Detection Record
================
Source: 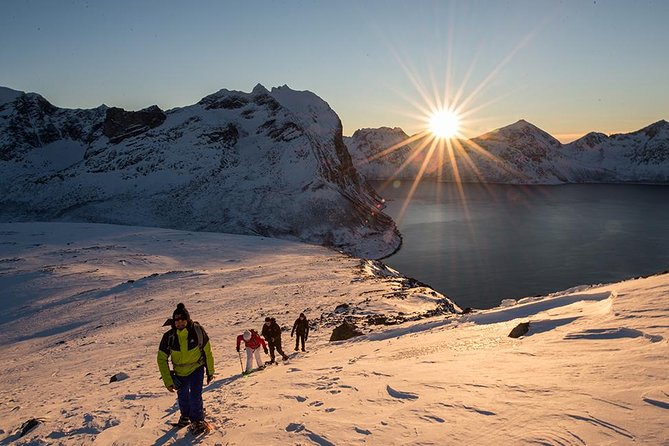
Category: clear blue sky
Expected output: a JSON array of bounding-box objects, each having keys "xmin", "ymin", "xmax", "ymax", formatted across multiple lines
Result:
[{"xmin": 1, "ymin": 0, "xmax": 668, "ymax": 141}]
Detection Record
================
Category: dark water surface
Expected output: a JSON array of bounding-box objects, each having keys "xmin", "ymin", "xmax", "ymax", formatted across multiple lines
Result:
[{"xmin": 376, "ymin": 181, "xmax": 669, "ymax": 309}]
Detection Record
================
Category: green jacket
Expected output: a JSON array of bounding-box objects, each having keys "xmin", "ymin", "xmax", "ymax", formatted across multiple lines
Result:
[{"xmin": 157, "ymin": 321, "xmax": 215, "ymax": 388}]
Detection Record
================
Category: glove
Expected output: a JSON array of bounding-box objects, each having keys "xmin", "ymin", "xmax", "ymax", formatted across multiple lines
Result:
[
  {"xmin": 207, "ymin": 375, "xmax": 213, "ymax": 385},
  {"xmin": 236, "ymin": 347, "xmax": 240, "ymax": 352},
  {"xmin": 263, "ymin": 347, "xmax": 268, "ymax": 355}
]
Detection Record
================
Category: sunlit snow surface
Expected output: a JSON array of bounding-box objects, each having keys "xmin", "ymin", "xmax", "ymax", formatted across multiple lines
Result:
[{"xmin": 0, "ymin": 222, "xmax": 667, "ymax": 445}]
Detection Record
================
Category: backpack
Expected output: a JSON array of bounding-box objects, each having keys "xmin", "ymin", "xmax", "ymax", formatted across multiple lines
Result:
[
  {"xmin": 167, "ymin": 321, "xmax": 205, "ymax": 351},
  {"xmin": 167, "ymin": 322, "xmax": 207, "ymax": 374}
]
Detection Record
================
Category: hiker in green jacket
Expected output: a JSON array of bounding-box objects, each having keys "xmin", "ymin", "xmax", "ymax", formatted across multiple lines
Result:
[{"xmin": 157, "ymin": 303, "xmax": 215, "ymax": 435}]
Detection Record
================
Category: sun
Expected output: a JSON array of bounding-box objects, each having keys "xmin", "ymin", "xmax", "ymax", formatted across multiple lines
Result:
[{"xmin": 429, "ymin": 109, "xmax": 460, "ymax": 139}]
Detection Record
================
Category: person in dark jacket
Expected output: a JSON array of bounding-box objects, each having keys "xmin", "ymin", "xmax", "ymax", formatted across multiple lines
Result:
[
  {"xmin": 291, "ymin": 313, "xmax": 309, "ymax": 352},
  {"xmin": 157, "ymin": 303, "xmax": 214, "ymax": 435},
  {"xmin": 261, "ymin": 317, "xmax": 289, "ymax": 363}
]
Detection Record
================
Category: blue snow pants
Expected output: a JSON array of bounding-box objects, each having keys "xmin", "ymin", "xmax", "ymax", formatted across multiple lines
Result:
[{"xmin": 176, "ymin": 365, "xmax": 205, "ymax": 421}]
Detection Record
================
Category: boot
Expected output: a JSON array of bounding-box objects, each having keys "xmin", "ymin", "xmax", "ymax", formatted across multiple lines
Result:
[
  {"xmin": 189, "ymin": 420, "xmax": 210, "ymax": 435},
  {"xmin": 176, "ymin": 415, "xmax": 190, "ymax": 427}
]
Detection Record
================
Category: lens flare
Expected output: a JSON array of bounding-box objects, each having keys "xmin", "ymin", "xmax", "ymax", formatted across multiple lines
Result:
[
  {"xmin": 362, "ymin": 27, "xmax": 542, "ymax": 225},
  {"xmin": 429, "ymin": 110, "xmax": 460, "ymax": 139}
]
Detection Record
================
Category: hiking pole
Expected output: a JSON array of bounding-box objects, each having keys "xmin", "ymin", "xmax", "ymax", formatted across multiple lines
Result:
[{"xmin": 237, "ymin": 350, "xmax": 244, "ymax": 374}]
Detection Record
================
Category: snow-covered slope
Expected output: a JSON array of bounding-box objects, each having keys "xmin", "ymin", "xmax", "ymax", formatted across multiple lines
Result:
[
  {"xmin": 563, "ymin": 120, "xmax": 669, "ymax": 182},
  {"xmin": 0, "ymin": 85, "xmax": 399, "ymax": 259},
  {"xmin": 0, "ymin": 222, "xmax": 667, "ymax": 445},
  {"xmin": 344, "ymin": 127, "xmax": 430, "ymax": 180},
  {"xmin": 460, "ymin": 119, "xmax": 578, "ymax": 184},
  {"xmin": 345, "ymin": 120, "xmax": 669, "ymax": 184}
]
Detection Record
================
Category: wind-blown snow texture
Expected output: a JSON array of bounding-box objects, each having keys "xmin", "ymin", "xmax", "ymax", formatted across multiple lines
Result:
[
  {"xmin": 0, "ymin": 85, "xmax": 399, "ymax": 259},
  {"xmin": 0, "ymin": 222, "xmax": 667, "ymax": 445},
  {"xmin": 345, "ymin": 119, "xmax": 669, "ymax": 184}
]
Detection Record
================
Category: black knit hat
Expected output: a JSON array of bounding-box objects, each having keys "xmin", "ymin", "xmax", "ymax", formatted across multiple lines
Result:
[
  {"xmin": 173, "ymin": 303, "xmax": 190, "ymax": 321},
  {"xmin": 265, "ymin": 316, "xmax": 271, "ymax": 322}
]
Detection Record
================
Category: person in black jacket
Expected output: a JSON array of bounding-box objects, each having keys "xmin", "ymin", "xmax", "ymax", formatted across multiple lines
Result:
[
  {"xmin": 261, "ymin": 317, "xmax": 289, "ymax": 363},
  {"xmin": 291, "ymin": 313, "xmax": 309, "ymax": 352}
]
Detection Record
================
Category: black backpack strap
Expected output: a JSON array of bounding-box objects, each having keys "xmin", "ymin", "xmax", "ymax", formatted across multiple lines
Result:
[
  {"xmin": 192, "ymin": 322, "xmax": 209, "ymax": 376},
  {"xmin": 167, "ymin": 328, "xmax": 176, "ymax": 352}
]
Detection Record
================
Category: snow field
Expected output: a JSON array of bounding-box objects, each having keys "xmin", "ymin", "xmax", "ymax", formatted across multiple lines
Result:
[{"xmin": 0, "ymin": 222, "xmax": 667, "ymax": 445}]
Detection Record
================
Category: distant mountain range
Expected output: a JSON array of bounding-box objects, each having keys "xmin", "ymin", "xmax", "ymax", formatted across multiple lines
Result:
[
  {"xmin": 345, "ymin": 119, "xmax": 669, "ymax": 184},
  {"xmin": 2, "ymin": 83, "xmax": 666, "ymax": 258},
  {"xmin": 0, "ymin": 85, "xmax": 400, "ymax": 259}
]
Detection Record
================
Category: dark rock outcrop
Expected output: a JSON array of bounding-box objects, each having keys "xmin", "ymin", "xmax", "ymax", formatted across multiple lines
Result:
[
  {"xmin": 19, "ymin": 418, "xmax": 42, "ymax": 438},
  {"xmin": 508, "ymin": 322, "xmax": 530, "ymax": 338},
  {"xmin": 102, "ymin": 105, "xmax": 166, "ymax": 143},
  {"xmin": 329, "ymin": 320, "xmax": 363, "ymax": 341},
  {"xmin": 109, "ymin": 372, "xmax": 129, "ymax": 383}
]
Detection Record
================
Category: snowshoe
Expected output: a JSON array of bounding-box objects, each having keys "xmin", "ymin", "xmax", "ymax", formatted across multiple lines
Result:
[
  {"xmin": 189, "ymin": 420, "xmax": 211, "ymax": 436},
  {"xmin": 171, "ymin": 415, "xmax": 190, "ymax": 429},
  {"xmin": 242, "ymin": 365, "xmax": 266, "ymax": 376}
]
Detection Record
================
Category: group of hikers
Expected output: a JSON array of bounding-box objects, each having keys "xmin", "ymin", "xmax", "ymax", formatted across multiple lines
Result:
[{"xmin": 157, "ymin": 303, "xmax": 310, "ymax": 435}]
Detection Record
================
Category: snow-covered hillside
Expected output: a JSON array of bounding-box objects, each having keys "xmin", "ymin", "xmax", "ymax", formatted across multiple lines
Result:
[
  {"xmin": 344, "ymin": 127, "xmax": 431, "ymax": 180},
  {"xmin": 345, "ymin": 120, "xmax": 669, "ymax": 184},
  {"xmin": 0, "ymin": 85, "xmax": 399, "ymax": 259},
  {"xmin": 1, "ymin": 222, "xmax": 667, "ymax": 445},
  {"xmin": 563, "ymin": 120, "xmax": 669, "ymax": 182}
]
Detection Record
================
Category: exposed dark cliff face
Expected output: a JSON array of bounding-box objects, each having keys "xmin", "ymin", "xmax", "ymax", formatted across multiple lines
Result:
[
  {"xmin": 0, "ymin": 85, "xmax": 400, "ymax": 259},
  {"xmin": 102, "ymin": 106, "xmax": 167, "ymax": 143}
]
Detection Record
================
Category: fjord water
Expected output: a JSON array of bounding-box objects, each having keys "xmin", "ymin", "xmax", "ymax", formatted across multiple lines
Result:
[{"xmin": 377, "ymin": 181, "xmax": 669, "ymax": 309}]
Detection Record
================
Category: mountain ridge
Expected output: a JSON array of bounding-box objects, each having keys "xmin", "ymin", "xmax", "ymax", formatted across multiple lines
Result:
[
  {"xmin": 345, "ymin": 118, "xmax": 669, "ymax": 184},
  {"xmin": 0, "ymin": 84, "xmax": 400, "ymax": 259}
]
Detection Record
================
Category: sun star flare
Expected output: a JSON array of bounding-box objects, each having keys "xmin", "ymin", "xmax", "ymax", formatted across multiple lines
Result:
[{"xmin": 429, "ymin": 109, "xmax": 460, "ymax": 139}]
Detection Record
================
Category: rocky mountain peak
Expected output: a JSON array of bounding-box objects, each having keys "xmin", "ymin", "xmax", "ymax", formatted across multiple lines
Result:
[
  {"xmin": 351, "ymin": 127, "xmax": 409, "ymax": 140},
  {"xmin": 636, "ymin": 119, "xmax": 669, "ymax": 139},
  {"xmin": 0, "ymin": 86, "xmax": 24, "ymax": 107},
  {"xmin": 475, "ymin": 119, "xmax": 563, "ymax": 156},
  {"xmin": 570, "ymin": 132, "xmax": 609, "ymax": 149},
  {"xmin": 0, "ymin": 84, "xmax": 400, "ymax": 259},
  {"xmin": 251, "ymin": 83, "xmax": 270, "ymax": 95}
]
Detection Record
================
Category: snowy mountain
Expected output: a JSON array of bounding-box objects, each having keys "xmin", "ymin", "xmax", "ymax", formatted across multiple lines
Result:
[
  {"xmin": 345, "ymin": 120, "xmax": 669, "ymax": 184},
  {"xmin": 0, "ymin": 85, "xmax": 400, "ymax": 259},
  {"xmin": 1, "ymin": 222, "xmax": 667, "ymax": 445},
  {"xmin": 0, "ymin": 86, "xmax": 23, "ymax": 106},
  {"xmin": 458, "ymin": 119, "xmax": 579, "ymax": 184},
  {"xmin": 344, "ymin": 127, "xmax": 431, "ymax": 180},
  {"xmin": 563, "ymin": 120, "xmax": 669, "ymax": 182}
]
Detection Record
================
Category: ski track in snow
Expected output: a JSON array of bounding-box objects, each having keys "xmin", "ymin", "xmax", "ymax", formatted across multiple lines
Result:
[{"xmin": 0, "ymin": 222, "xmax": 668, "ymax": 445}]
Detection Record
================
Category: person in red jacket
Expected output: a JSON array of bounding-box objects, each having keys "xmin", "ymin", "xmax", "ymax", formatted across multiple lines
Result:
[{"xmin": 236, "ymin": 329, "xmax": 268, "ymax": 374}]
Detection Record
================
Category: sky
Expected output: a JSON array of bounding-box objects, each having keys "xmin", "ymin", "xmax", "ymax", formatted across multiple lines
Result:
[{"xmin": 1, "ymin": 0, "xmax": 668, "ymax": 142}]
